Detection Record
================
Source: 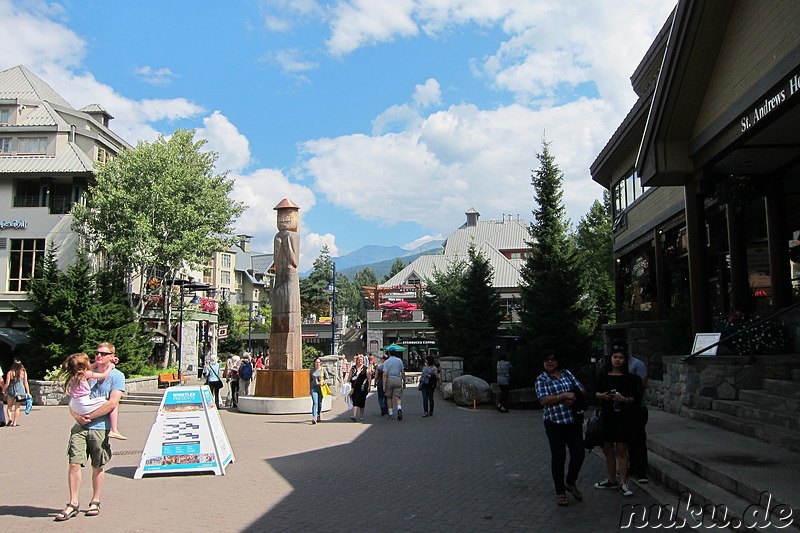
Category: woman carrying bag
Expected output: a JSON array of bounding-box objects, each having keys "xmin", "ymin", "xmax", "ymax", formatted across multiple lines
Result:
[
  {"xmin": 4, "ymin": 358, "xmax": 30, "ymax": 427},
  {"xmin": 203, "ymin": 355, "xmax": 224, "ymax": 408}
]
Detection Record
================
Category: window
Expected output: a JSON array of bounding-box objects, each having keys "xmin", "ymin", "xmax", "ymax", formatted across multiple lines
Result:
[
  {"xmin": 220, "ymin": 270, "xmax": 231, "ymax": 285},
  {"xmin": 18, "ymin": 137, "xmax": 48, "ymax": 154},
  {"xmin": 97, "ymin": 147, "xmax": 108, "ymax": 163},
  {"xmin": 8, "ymin": 238, "xmax": 46, "ymax": 291},
  {"xmin": 612, "ymin": 169, "xmax": 648, "ymax": 220},
  {"xmin": 0, "ymin": 109, "xmax": 9, "ymax": 124},
  {"xmin": 253, "ymin": 288, "xmax": 260, "ymax": 301},
  {"xmin": 221, "ymin": 253, "xmax": 231, "ymax": 268},
  {"xmin": 0, "ymin": 137, "xmax": 11, "ymax": 153}
]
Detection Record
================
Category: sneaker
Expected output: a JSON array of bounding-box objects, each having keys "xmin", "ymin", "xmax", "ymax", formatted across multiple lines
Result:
[
  {"xmin": 311, "ymin": 419, "xmax": 317, "ymax": 424},
  {"xmin": 594, "ymin": 479, "xmax": 619, "ymax": 489},
  {"xmin": 350, "ymin": 416, "xmax": 357, "ymax": 422},
  {"xmin": 359, "ymin": 417, "xmax": 364, "ymax": 421},
  {"xmin": 637, "ymin": 476, "xmax": 649, "ymax": 484},
  {"xmin": 317, "ymin": 417, "xmax": 321, "ymax": 422},
  {"xmin": 397, "ymin": 410, "xmax": 403, "ymax": 421},
  {"xmin": 620, "ymin": 483, "xmax": 634, "ymax": 497},
  {"xmin": 388, "ymin": 415, "xmax": 395, "ymax": 420}
]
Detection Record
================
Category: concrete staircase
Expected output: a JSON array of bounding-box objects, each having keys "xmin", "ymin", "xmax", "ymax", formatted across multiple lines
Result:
[
  {"xmin": 121, "ymin": 390, "xmax": 165, "ymax": 407},
  {"xmin": 643, "ymin": 356, "xmax": 800, "ymax": 530},
  {"xmin": 686, "ymin": 359, "xmax": 800, "ymax": 453}
]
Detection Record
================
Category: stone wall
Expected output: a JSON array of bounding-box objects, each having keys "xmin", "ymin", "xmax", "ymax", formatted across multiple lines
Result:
[
  {"xmin": 438, "ymin": 357, "xmax": 463, "ymax": 383},
  {"xmin": 29, "ymin": 375, "xmax": 160, "ymax": 406},
  {"xmin": 653, "ymin": 355, "xmax": 800, "ymax": 414}
]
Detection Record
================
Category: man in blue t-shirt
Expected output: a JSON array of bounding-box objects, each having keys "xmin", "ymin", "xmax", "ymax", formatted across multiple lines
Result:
[
  {"xmin": 382, "ymin": 348, "xmax": 405, "ymax": 420},
  {"xmin": 57, "ymin": 342, "xmax": 126, "ymax": 521}
]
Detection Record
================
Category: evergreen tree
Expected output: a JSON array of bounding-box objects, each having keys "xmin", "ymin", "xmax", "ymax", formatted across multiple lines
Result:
[
  {"xmin": 19, "ymin": 250, "xmax": 152, "ymax": 378},
  {"xmin": 353, "ymin": 267, "xmax": 379, "ymax": 318},
  {"xmin": 217, "ymin": 299, "xmax": 244, "ymax": 354},
  {"xmin": 300, "ymin": 246, "xmax": 335, "ymax": 318},
  {"xmin": 575, "ymin": 194, "xmax": 615, "ymax": 351},
  {"xmin": 381, "ymin": 257, "xmax": 405, "ymax": 283},
  {"xmin": 420, "ymin": 246, "xmax": 502, "ymax": 382},
  {"xmin": 518, "ymin": 139, "xmax": 591, "ymax": 370}
]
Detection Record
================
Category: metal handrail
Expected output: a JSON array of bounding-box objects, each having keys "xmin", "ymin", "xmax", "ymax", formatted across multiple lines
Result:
[{"xmin": 682, "ymin": 300, "xmax": 800, "ymax": 361}]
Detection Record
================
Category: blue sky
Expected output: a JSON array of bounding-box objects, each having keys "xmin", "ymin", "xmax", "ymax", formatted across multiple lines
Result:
[{"xmin": 2, "ymin": 0, "xmax": 674, "ymax": 270}]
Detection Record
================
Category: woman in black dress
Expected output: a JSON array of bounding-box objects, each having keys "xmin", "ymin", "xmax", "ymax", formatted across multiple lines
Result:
[
  {"xmin": 593, "ymin": 346, "xmax": 642, "ymax": 497},
  {"xmin": 348, "ymin": 354, "xmax": 371, "ymax": 422}
]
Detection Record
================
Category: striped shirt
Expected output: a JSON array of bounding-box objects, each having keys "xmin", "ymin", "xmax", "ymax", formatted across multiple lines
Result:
[{"xmin": 535, "ymin": 369, "xmax": 584, "ymax": 424}]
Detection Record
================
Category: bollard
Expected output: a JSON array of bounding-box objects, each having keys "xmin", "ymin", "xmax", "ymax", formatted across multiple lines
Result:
[{"xmin": 473, "ymin": 398, "xmax": 477, "ymax": 410}]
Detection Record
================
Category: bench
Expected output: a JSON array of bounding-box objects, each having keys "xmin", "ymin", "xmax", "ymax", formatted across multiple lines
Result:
[{"xmin": 158, "ymin": 372, "xmax": 191, "ymax": 387}]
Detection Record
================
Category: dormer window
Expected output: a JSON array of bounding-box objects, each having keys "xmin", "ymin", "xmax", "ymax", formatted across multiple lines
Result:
[
  {"xmin": 97, "ymin": 147, "xmax": 108, "ymax": 163},
  {"xmin": 0, "ymin": 109, "xmax": 9, "ymax": 124}
]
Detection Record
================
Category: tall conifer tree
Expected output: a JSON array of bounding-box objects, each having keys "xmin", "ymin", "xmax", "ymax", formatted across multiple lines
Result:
[{"xmin": 518, "ymin": 139, "xmax": 590, "ymax": 369}]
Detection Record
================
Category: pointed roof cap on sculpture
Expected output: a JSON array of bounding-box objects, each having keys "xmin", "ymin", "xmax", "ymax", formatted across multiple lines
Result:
[{"xmin": 274, "ymin": 198, "xmax": 300, "ymax": 210}]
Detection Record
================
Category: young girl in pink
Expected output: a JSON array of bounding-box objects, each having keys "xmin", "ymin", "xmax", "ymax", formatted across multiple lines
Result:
[{"xmin": 62, "ymin": 352, "xmax": 126, "ymax": 440}]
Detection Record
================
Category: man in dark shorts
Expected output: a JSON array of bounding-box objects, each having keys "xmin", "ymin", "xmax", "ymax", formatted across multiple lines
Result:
[{"xmin": 56, "ymin": 343, "xmax": 125, "ymax": 521}]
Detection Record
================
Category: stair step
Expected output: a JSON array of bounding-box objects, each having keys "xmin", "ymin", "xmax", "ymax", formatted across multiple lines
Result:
[
  {"xmin": 713, "ymin": 399, "xmax": 800, "ymax": 431},
  {"xmin": 120, "ymin": 398, "xmax": 162, "ymax": 406},
  {"xmin": 739, "ymin": 389, "xmax": 800, "ymax": 411},
  {"xmin": 645, "ymin": 454, "xmax": 795, "ymax": 531},
  {"xmin": 792, "ymin": 369, "xmax": 800, "ymax": 381},
  {"xmin": 687, "ymin": 409, "xmax": 800, "ymax": 453},
  {"xmin": 763, "ymin": 378, "xmax": 800, "ymax": 398},
  {"xmin": 646, "ymin": 410, "xmax": 800, "ymax": 529}
]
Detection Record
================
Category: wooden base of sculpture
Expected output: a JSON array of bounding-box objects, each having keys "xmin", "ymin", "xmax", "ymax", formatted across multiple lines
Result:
[{"xmin": 254, "ymin": 369, "xmax": 309, "ymax": 398}]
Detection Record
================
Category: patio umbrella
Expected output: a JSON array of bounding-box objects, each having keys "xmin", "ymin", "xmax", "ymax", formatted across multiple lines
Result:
[
  {"xmin": 381, "ymin": 343, "xmax": 407, "ymax": 352},
  {"xmin": 389, "ymin": 300, "xmax": 413, "ymax": 309}
]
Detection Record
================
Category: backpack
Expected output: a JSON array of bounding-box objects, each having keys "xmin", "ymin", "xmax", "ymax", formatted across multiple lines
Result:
[{"xmin": 239, "ymin": 361, "xmax": 253, "ymax": 380}]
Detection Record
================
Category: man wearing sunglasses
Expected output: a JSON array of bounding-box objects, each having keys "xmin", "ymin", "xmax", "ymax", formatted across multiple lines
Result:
[{"xmin": 57, "ymin": 343, "xmax": 125, "ymax": 521}]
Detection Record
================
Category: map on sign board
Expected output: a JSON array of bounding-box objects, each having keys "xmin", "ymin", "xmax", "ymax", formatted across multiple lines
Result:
[
  {"xmin": 134, "ymin": 385, "xmax": 235, "ymax": 478},
  {"xmin": 691, "ymin": 333, "xmax": 721, "ymax": 356}
]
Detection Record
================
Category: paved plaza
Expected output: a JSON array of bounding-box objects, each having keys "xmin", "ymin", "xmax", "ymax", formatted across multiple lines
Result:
[{"xmin": 1, "ymin": 384, "xmax": 682, "ymax": 532}]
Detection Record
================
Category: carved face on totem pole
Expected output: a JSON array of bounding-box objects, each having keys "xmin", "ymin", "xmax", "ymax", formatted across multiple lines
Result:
[{"xmin": 276, "ymin": 208, "xmax": 298, "ymax": 232}]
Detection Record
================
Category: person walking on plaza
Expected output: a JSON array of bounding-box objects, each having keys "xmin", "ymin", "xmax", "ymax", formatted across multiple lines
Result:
[
  {"xmin": 347, "ymin": 354, "xmax": 371, "ymax": 422},
  {"xmin": 226, "ymin": 355, "xmax": 241, "ymax": 407},
  {"xmin": 4, "ymin": 358, "xmax": 30, "ymax": 427},
  {"xmin": 535, "ymin": 349, "xmax": 586, "ymax": 507},
  {"xmin": 56, "ymin": 343, "xmax": 125, "ymax": 521},
  {"xmin": 239, "ymin": 353, "xmax": 255, "ymax": 397},
  {"xmin": 374, "ymin": 354, "xmax": 389, "ymax": 416},
  {"xmin": 626, "ymin": 346, "xmax": 649, "ymax": 484},
  {"xmin": 593, "ymin": 346, "xmax": 642, "ymax": 498},
  {"xmin": 496, "ymin": 356, "xmax": 512, "ymax": 413},
  {"xmin": 382, "ymin": 348, "xmax": 405, "ymax": 421},
  {"xmin": 309, "ymin": 357, "xmax": 328, "ymax": 424},
  {"xmin": 203, "ymin": 355, "xmax": 224, "ymax": 408},
  {"xmin": 420, "ymin": 355, "xmax": 438, "ymax": 417}
]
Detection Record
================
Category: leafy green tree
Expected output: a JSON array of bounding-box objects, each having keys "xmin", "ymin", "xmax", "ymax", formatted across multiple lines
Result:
[
  {"xmin": 302, "ymin": 344, "xmax": 322, "ymax": 369},
  {"xmin": 332, "ymin": 273, "xmax": 358, "ymax": 321},
  {"xmin": 575, "ymin": 194, "xmax": 615, "ymax": 351},
  {"xmin": 217, "ymin": 299, "xmax": 244, "ymax": 354},
  {"xmin": 300, "ymin": 246, "xmax": 335, "ymax": 319},
  {"xmin": 420, "ymin": 246, "xmax": 502, "ymax": 382},
  {"xmin": 518, "ymin": 139, "xmax": 591, "ymax": 370},
  {"xmin": 381, "ymin": 257, "xmax": 406, "ymax": 283},
  {"xmin": 71, "ymin": 128, "xmax": 245, "ymax": 363}
]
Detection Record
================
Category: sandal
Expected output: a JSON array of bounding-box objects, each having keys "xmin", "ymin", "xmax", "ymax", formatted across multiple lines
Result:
[
  {"xmin": 55, "ymin": 503, "xmax": 79, "ymax": 521},
  {"xmin": 556, "ymin": 494, "xmax": 569, "ymax": 506},
  {"xmin": 565, "ymin": 484, "xmax": 583, "ymax": 500},
  {"xmin": 85, "ymin": 501, "xmax": 101, "ymax": 516}
]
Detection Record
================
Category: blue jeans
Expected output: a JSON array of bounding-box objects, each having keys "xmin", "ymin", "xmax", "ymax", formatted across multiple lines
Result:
[
  {"xmin": 311, "ymin": 387, "xmax": 322, "ymax": 419},
  {"xmin": 421, "ymin": 385, "xmax": 435, "ymax": 414},
  {"xmin": 376, "ymin": 384, "xmax": 388, "ymax": 415},
  {"xmin": 544, "ymin": 419, "xmax": 585, "ymax": 495}
]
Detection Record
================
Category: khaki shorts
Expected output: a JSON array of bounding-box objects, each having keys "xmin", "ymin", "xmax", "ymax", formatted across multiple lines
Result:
[
  {"xmin": 68, "ymin": 425, "xmax": 112, "ymax": 468},
  {"xmin": 385, "ymin": 377, "xmax": 404, "ymax": 399}
]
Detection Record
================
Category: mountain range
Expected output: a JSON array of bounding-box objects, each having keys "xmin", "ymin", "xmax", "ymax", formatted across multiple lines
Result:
[{"xmin": 302, "ymin": 240, "xmax": 444, "ymax": 279}]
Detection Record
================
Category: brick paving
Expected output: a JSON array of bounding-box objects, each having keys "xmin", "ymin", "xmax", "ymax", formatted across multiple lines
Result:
[{"xmin": 1, "ymin": 383, "xmax": 682, "ymax": 532}]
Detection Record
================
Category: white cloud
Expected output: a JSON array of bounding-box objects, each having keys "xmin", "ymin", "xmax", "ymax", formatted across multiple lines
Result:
[
  {"xmin": 262, "ymin": 48, "xmax": 319, "ymax": 77},
  {"xmin": 403, "ymin": 234, "xmax": 443, "ymax": 250},
  {"xmin": 304, "ymin": 233, "xmax": 338, "ymax": 264},
  {"xmin": 412, "ymin": 78, "xmax": 441, "ymax": 108},
  {"xmin": 197, "ymin": 111, "xmax": 251, "ymax": 173},
  {"xmin": 302, "ymin": 97, "xmax": 613, "ymax": 236},
  {"xmin": 327, "ymin": 0, "xmax": 418, "ymax": 55},
  {"xmin": 0, "ymin": 0, "xmax": 85, "ymax": 69},
  {"xmin": 134, "ymin": 66, "xmax": 178, "ymax": 86}
]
